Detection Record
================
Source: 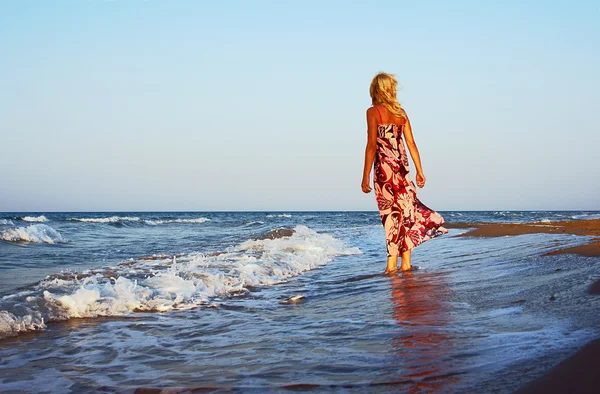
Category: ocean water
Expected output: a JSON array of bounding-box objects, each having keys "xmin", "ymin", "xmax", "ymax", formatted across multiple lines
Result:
[{"xmin": 0, "ymin": 211, "xmax": 599, "ymax": 392}]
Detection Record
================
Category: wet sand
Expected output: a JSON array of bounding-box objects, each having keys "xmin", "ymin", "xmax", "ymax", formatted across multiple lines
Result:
[
  {"xmin": 448, "ymin": 218, "xmax": 600, "ymax": 392},
  {"xmin": 589, "ymin": 279, "xmax": 600, "ymax": 295},
  {"xmin": 446, "ymin": 219, "xmax": 600, "ymax": 257},
  {"xmin": 515, "ymin": 338, "xmax": 600, "ymax": 394}
]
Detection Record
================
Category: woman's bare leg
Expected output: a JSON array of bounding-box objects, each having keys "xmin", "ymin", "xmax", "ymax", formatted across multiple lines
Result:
[
  {"xmin": 384, "ymin": 255, "xmax": 398, "ymax": 274},
  {"xmin": 400, "ymin": 250, "xmax": 411, "ymax": 271}
]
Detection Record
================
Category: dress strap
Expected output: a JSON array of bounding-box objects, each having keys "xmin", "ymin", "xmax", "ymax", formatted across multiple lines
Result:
[{"xmin": 374, "ymin": 105, "xmax": 383, "ymax": 124}]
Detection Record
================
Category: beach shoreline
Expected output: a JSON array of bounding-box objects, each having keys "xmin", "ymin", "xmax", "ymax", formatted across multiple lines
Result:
[
  {"xmin": 447, "ymin": 218, "xmax": 600, "ymax": 392},
  {"xmin": 446, "ymin": 218, "xmax": 600, "ymax": 257},
  {"xmin": 514, "ymin": 338, "xmax": 600, "ymax": 394},
  {"xmin": 2, "ymin": 211, "xmax": 599, "ymax": 392}
]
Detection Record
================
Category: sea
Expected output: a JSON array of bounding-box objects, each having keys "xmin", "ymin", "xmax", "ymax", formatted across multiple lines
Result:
[{"xmin": 0, "ymin": 211, "xmax": 599, "ymax": 393}]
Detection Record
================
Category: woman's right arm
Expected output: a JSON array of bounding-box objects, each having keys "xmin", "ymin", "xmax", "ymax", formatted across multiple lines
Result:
[{"xmin": 361, "ymin": 107, "xmax": 378, "ymax": 193}]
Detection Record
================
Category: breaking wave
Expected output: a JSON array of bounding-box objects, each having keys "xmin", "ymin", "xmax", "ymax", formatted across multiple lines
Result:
[
  {"xmin": 14, "ymin": 215, "xmax": 49, "ymax": 222},
  {"xmin": 0, "ymin": 225, "xmax": 360, "ymax": 339},
  {"xmin": 0, "ymin": 224, "xmax": 66, "ymax": 244}
]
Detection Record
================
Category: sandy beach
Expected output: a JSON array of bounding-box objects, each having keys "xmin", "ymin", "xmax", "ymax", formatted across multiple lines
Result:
[
  {"xmin": 446, "ymin": 218, "xmax": 600, "ymax": 257},
  {"xmin": 515, "ymin": 338, "xmax": 600, "ymax": 394}
]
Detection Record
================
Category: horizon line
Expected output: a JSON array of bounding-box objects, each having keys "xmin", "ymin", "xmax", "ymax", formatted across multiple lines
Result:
[{"xmin": 2, "ymin": 209, "xmax": 600, "ymax": 214}]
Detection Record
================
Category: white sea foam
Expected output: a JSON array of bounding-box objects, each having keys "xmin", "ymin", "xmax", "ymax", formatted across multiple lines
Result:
[
  {"xmin": 68, "ymin": 216, "xmax": 211, "ymax": 225},
  {"xmin": 0, "ymin": 224, "xmax": 66, "ymax": 244},
  {"xmin": 571, "ymin": 213, "xmax": 600, "ymax": 220},
  {"xmin": 244, "ymin": 221, "xmax": 265, "ymax": 226},
  {"xmin": 147, "ymin": 218, "xmax": 211, "ymax": 225},
  {"xmin": 19, "ymin": 215, "xmax": 49, "ymax": 222},
  {"xmin": 67, "ymin": 216, "xmax": 142, "ymax": 223},
  {"xmin": 0, "ymin": 310, "xmax": 47, "ymax": 338},
  {"xmin": 266, "ymin": 214, "xmax": 293, "ymax": 218},
  {"xmin": 0, "ymin": 225, "xmax": 361, "ymax": 339},
  {"xmin": 0, "ymin": 219, "xmax": 14, "ymax": 225}
]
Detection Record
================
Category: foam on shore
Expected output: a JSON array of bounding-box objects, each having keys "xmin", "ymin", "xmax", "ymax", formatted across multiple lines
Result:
[{"xmin": 0, "ymin": 225, "xmax": 360, "ymax": 339}]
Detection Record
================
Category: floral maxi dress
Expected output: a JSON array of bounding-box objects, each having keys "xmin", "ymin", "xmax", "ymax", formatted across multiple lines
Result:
[{"xmin": 373, "ymin": 108, "xmax": 448, "ymax": 256}]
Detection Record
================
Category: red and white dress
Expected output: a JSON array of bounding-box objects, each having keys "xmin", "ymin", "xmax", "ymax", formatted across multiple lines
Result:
[{"xmin": 373, "ymin": 106, "xmax": 447, "ymax": 256}]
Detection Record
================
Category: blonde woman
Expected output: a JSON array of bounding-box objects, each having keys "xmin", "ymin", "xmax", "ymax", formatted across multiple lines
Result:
[{"xmin": 361, "ymin": 72, "xmax": 447, "ymax": 274}]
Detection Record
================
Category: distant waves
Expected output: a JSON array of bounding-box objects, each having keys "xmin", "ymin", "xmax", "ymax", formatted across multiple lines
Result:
[
  {"xmin": 0, "ymin": 216, "xmax": 214, "ymax": 244},
  {"xmin": 66, "ymin": 216, "xmax": 211, "ymax": 225},
  {"xmin": 12, "ymin": 215, "xmax": 49, "ymax": 222}
]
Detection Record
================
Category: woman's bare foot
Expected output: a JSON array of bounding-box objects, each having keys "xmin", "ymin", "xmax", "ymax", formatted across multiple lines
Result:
[
  {"xmin": 384, "ymin": 255, "xmax": 398, "ymax": 275},
  {"xmin": 400, "ymin": 250, "xmax": 411, "ymax": 271}
]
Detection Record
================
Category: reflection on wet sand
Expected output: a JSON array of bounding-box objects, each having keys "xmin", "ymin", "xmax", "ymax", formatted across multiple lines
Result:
[{"xmin": 389, "ymin": 270, "xmax": 460, "ymax": 392}]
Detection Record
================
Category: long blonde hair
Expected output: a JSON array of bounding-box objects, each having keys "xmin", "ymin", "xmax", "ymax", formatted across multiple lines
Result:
[{"xmin": 369, "ymin": 72, "xmax": 405, "ymax": 119}]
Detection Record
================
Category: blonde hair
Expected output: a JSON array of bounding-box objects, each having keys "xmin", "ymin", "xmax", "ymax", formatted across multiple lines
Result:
[{"xmin": 369, "ymin": 72, "xmax": 405, "ymax": 119}]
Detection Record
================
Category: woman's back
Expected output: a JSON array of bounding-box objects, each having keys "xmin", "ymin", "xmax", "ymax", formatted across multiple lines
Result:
[{"xmin": 373, "ymin": 105, "xmax": 407, "ymax": 127}]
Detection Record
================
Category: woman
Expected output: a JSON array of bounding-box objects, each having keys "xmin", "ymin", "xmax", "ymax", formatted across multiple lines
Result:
[{"xmin": 361, "ymin": 72, "xmax": 447, "ymax": 274}]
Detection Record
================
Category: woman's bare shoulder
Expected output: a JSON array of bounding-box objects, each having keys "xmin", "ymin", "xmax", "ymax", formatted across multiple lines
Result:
[{"xmin": 366, "ymin": 106, "xmax": 379, "ymax": 120}]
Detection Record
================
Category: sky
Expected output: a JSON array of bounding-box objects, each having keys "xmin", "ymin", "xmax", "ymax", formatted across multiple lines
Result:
[{"xmin": 0, "ymin": 0, "xmax": 599, "ymax": 211}]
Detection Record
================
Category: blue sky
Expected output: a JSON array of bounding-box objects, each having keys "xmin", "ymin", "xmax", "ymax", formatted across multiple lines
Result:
[{"xmin": 1, "ymin": 0, "xmax": 598, "ymax": 211}]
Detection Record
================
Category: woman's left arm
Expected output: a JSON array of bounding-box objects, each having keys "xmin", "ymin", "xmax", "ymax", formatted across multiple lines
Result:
[{"xmin": 403, "ymin": 114, "xmax": 426, "ymax": 188}]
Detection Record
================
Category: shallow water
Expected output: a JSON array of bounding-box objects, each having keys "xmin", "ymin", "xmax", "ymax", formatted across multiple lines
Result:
[{"xmin": 0, "ymin": 211, "xmax": 599, "ymax": 392}]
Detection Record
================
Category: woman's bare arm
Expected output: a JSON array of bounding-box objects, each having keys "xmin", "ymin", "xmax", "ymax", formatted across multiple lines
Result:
[
  {"xmin": 361, "ymin": 107, "xmax": 379, "ymax": 193},
  {"xmin": 402, "ymin": 114, "xmax": 426, "ymax": 188}
]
